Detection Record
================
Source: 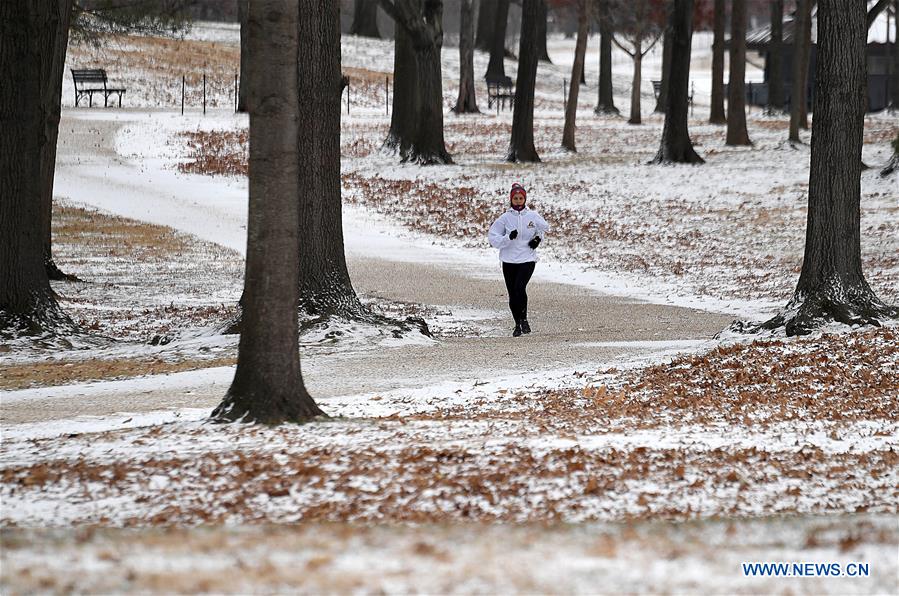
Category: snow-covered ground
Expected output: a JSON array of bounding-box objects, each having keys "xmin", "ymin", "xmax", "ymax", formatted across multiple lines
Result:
[{"xmin": 2, "ymin": 25, "xmax": 897, "ymax": 594}]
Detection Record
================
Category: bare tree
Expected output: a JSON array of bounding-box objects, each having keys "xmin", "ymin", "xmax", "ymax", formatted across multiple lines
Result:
[
  {"xmin": 594, "ymin": 0, "xmax": 619, "ymax": 114},
  {"xmin": 653, "ymin": 25, "xmax": 672, "ymax": 113},
  {"xmin": 562, "ymin": 0, "xmax": 589, "ymax": 149},
  {"xmin": 476, "ymin": 0, "xmax": 497, "ymax": 51},
  {"xmin": 237, "ymin": 0, "xmax": 249, "ymax": 112},
  {"xmin": 509, "ymin": 0, "xmax": 541, "ymax": 162},
  {"xmin": 1, "ymin": 0, "xmax": 76, "ymax": 337},
  {"xmin": 766, "ymin": 0, "xmax": 784, "ymax": 114},
  {"xmin": 453, "ymin": 0, "xmax": 480, "ymax": 113},
  {"xmin": 351, "ymin": 0, "xmax": 382, "ymax": 37},
  {"xmin": 789, "ymin": 0, "xmax": 812, "ymax": 142},
  {"xmin": 212, "ymin": 0, "xmax": 323, "ymax": 424},
  {"xmin": 725, "ymin": 0, "xmax": 751, "ymax": 145},
  {"xmin": 486, "ymin": 0, "xmax": 512, "ymax": 80},
  {"xmin": 612, "ymin": 0, "xmax": 662, "ymax": 125},
  {"xmin": 538, "ymin": 0, "xmax": 552, "ymax": 62},
  {"xmin": 650, "ymin": 0, "xmax": 703, "ymax": 163},
  {"xmin": 749, "ymin": 0, "xmax": 897, "ymax": 335},
  {"xmin": 708, "ymin": 0, "xmax": 726, "ymax": 124},
  {"xmin": 381, "ymin": 0, "xmax": 452, "ymax": 164}
]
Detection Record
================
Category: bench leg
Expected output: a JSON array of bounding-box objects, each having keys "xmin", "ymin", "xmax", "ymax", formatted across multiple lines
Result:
[
  {"xmin": 104, "ymin": 93, "xmax": 108, "ymax": 108},
  {"xmin": 89, "ymin": 92, "xmax": 92, "ymax": 108}
]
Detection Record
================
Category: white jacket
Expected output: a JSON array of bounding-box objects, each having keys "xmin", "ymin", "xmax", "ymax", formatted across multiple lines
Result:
[{"xmin": 488, "ymin": 206, "xmax": 549, "ymax": 263}]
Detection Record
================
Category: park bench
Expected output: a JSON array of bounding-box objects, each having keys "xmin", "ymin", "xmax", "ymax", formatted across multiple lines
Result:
[
  {"xmin": 486, "ymin": 74, "xmax": 515, "ymax": 111},
  {"xmin": 71, "ymin": 68, "xmax": 127, "ymax": 107},
  {"xmin": 652, "ymin": 79, "xmax": 695, "ymax": 112}
]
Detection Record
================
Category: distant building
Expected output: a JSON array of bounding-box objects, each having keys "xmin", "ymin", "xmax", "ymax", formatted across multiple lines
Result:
[{"xmin": 739, "ymin": 6, "xmax": 896, "ymax": 112}]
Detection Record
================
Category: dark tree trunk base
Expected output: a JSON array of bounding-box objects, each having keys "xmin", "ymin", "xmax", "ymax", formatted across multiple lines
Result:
[
  {"xmin": 728, "ymin": 287, "xmax": 899, "ymax": 337},
  {"xmin": 0, "ymin": 300, "xmax": 75, "ymax": 339},
  {"xmin": 210, "ymin": 386, "xmax": 325, "ymax": 424},
  {"xmin": 648, "ymin": 146, "xmax": 705, "ymax": 165},
  {"xmin": 594, "ymin": 104, "xmax": 620, "ymax": 115},
  {"xmin": 45, "ymin": 259, "xmax": 81, "ymax": 282},
  {"xmin": 383, "ymin": 135, "xmax": 453, "ymax": 166},
  {"xmin": 452, "ymin": 102, "xmax": 480, "ymax": 115}
]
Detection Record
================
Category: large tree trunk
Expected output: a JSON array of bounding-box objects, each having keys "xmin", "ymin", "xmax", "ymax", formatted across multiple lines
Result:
[
  {"xmin": 475, "ymin": 0, "xmax": 497, "ymax": 52},
  {"xmin": 594, "ymin": 8, "xmax": 618, "ymax": 114},
  {"xmin": 562, "ymin": 0, "xmax": 588, "ymax": 150},
  {"xmin": 725, "ymin": 0, "xmax": 751, "ymax": 145},
  {"xmin": 508, "ymin": 0, "xmax": 540, "ymax": 162},
  {"xmin": 789, "ymin": 0, "xmax": 812, "ymax": 141},
  {"xmin": 653, "ymin": 29, "xmax": 672, "ymax": 113},
  {"xmin": 1, "ymin": 0, "xmax": 74, "ymax": 337},
  {"xmin": 212, "ymin": 0, "xmax": 323, "ymax": 424},
  {"xmin": 42, "ymin": 0, "xmax": 76, "ymax": 282},
  {"xmin": 453, "ymin": 0, "xmax": 480, "ymax": 113},
  {"xmin": 767, "ymin": 0, "xmax": 784, "ymax": 113},
  {"xmin": 755, "ymin": 0, "xmax": 897, "ymax": 336},
  {"xmin": 709, "ymin": 0, "xmax": 726, "ymax": 124},
  {"xmin": 237, "ymin": 0, "xmax": 249, "ymax": 112},
  {"xmin": 382, "ymin": 0, "xmax": 452, "ymax": 165},
  {"xmin": 651, "ymin": 0, "xmax": 703, "ymax": 164},
  {"xmin": 351, "ymin": 0, "xmax": 381, "ymax": 37},
  {"xmin": 297, "ymin": 0, "xmax": 361, "ymax": 319},
  {"xmin": 538, "ymin": 0, "xmax": 552, "ymax": 62},
  {"xmin": 628, "ymin": 45, "xmax": 644, "ymax": 125},
  {"xmin": 486, "ymin": 0, "xmax": 511, "ymax": 80}
]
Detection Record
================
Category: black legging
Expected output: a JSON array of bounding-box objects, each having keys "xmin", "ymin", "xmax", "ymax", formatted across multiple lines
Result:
[{"xmin": 502, "ymin": 261, "xmax": 536, "ymax": 322}]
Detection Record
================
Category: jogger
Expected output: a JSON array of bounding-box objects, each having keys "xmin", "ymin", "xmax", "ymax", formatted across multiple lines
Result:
[{"xmin": 488, "ymin": 183, "xmax": 549, "ymax": 337}]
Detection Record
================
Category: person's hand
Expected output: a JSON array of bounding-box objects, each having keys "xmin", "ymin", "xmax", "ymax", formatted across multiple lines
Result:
[
  {"xmin": 528, "ymin": 236, "xmax": 541, "ymax": 249},
  {"xmin": 509, "ymin": 230, "xmax": 518, "ymax": 240}
]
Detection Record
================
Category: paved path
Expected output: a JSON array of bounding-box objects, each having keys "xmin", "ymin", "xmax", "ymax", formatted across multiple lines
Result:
[{"xmin": 1, "ymin": 111, "xmax": 733, "ymax": 424}]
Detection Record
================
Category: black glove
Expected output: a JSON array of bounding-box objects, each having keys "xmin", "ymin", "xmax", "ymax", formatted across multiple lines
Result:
[
  {"xmin": 528, "ymin": 236, "xmax": 541, "ymax": 249},
  {"xmin": 509, "ymin": 230, "xmax": 518, "ymax": 240}
]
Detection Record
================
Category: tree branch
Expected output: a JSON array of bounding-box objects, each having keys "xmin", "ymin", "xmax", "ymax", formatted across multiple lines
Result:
[
  {"xmin": 867, "ymin": 0, "xmax": 890, "ymax": 29},
  {"xmin": 611, "ymin": 34, "xmax": 635, "ymax": 57}
]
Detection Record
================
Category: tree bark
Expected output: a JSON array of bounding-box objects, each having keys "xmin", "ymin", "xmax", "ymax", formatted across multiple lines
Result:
[
  {"xmin": 351, "ymin": 0, "xmax": 382, "ymax": 37},
  {"xmin": 1, "ymin": 0, "xmax": 74, "ymax": 337},
  {"xmin": 508, "ymin": 0, "xmax": 540, "ymax": 162},
  {"xmin": 755, "ymin": 0, "xmax": 897, "ymax": 336},
  {"xmin": 562, "ymin": 0, "xmax": 588, "ymax": 150},
  {"xmin": 237, "ymin": 0, "xmax": 249, "ymax": 112},
  {"xmin": 486, "ymin": 0, "xmax": 511, "ymax": 80},
  {"xmin": 475, "ymin": 0, "xmax": 497, "ymax": 52},
  {"xmin": 381, "ymin": 0, "xmax": 452, "ymax": 165},
  {"xmin": 891, "ymin": 0, "xmax": 898, "ymax": 109},
  {"xmin": 594, "ymin": 8, "xmax": 619, "ymax": 114},
  {"xmin": 789, "ymin": 0, "xmax": 812, "ymax": 141},
  {"xmin": 650, "ymin": 0, "xmax": 703, "ymax": 164},
  {"xmin": 653, "ymin": 28, "xmax": 672, "ymax": 113},
  {"xmin": 42, "ymin": 0, "xmax": 76, "ymax": 282},
  {"xmin": 709, "ymin": 0, "xmax": 726, "ymax": 124},
  {"xmin": 386, "ymin": 25, "xmax": 419, "ymax": 157},
  {"xmin": 767, "ymin": 0, "xmax": 784, "ymax": 113},
  {"xmin": 453, "ymin": 0, "xmax": 480, "ymax": 113},
  {"xmin": 538, "ymin": 0, "xmax": 552, "ymax": 62},
  {"xmin": 725, "ymin": 0, "xmax": 751, "ymax": 145},
  {"xmin": 212, "ymin": 0, "xmax": 323, "ymax": 424}
]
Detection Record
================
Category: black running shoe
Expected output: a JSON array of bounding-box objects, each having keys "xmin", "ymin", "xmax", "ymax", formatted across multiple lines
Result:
[
  {"xmin": 512, "ymin": 324, "xmax": 522, "ymax": 337},
  {"xmin": 520, "ymin": 319, "xmax": 531, "ymax": 334}
]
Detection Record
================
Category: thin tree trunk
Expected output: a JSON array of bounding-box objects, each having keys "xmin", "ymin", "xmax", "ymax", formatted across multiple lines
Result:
[
  {"xmin": 767, "ymin": 0, "xmax": 784, "ymax": 113},
  {"xmin": 351, "ymin": 0, "xmax": 381, "ymax": 37},
  {"xmin": 454, "ymin": 0, "xmax": 480, "ymax": 113},
  {"xmin": 654, "ymin": 29, "xmax": 672, "ymax": 113},
  {"xmin": 651, "ymin": 0, "xmax": 703, "ymax": 164},
  {"xmin": 486, "ymin": 0, "xmax": 511, "ymax": 80},
  {"xmin": 562, "ymin": 0, "xmax": 588, "ymax": 150},
  {"xmin": 797, "ymin": 0, "xmax": 812, "ymax": 128},
  {"xmin": 237, "ymin": 0, "xmax": 249, "ymax": 112},
  {"xmin": 212, "ymin": 0, "xmax": 323, "ymax": 424},
  {"xmin": 628, "ymin": 46, "xmax": 643, "ymax": 125},
  {"xmin": 709, "ymin": 0, "xmax": 726, "ymax": 123},
  {"xmin": 43, "ymin": 0, "xmax": 76, "ymax": 282},
  {"xmin": 789, "ymin": 0, "xmax": 811, "ymax": 141},
  {"xmin": 508, "ymin": 0, "xmax": 540, "ymax": 162},
  {"xmin": 726, "ymin": 0, "xmax": 751, "ymax": 145},
  {"xmin": 891, "ymin": 0, "xmax": 898, "ymax": 109},
  {"xmin": 1, "ymin": 0, "xmax": 74, "ymax": 336},
  {"xmin": 595, "ymin": 9, "xmax": 619, "ymax": 114},
  {"xmin": 476, "ymin": 0, "xmax": 497, "ymax": 52},
  {"xmin": 756, "ymin": 0, "xmax": 897, "ymax": 335},
  {"xmin": 538, "ymin": 0, "xmax": 552, "ymax": 62}
]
